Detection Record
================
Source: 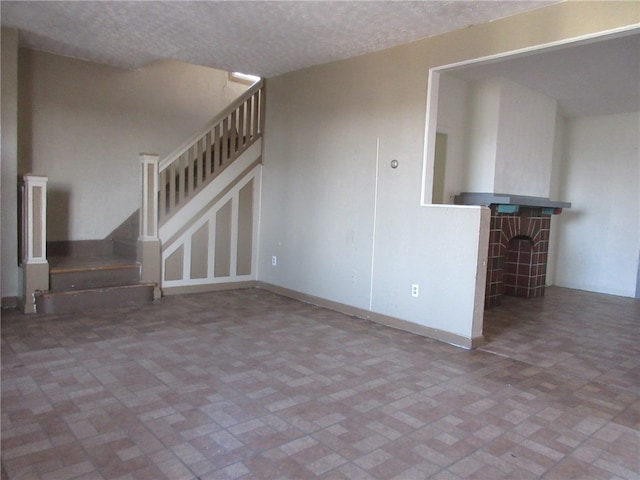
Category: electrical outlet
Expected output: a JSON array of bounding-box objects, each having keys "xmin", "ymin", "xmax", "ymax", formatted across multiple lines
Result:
[
  {"xmin": 272, "ymin": 256, "xmax": 277, "ymax": 266},
  {"xmin": 351, "ymin": 270, "xmax": 357, "ymax": 284},
  {"xmin": 411, "ymin": 284, "xmax": 419, "ymax": 297}
]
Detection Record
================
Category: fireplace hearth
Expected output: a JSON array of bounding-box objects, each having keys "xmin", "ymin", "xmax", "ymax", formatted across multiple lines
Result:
[{"xmin": 454, "ymin": 193, "xmax": 571, "ymax": 308}]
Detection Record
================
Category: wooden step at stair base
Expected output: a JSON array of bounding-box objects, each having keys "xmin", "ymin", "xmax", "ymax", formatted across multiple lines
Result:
[
  {"xmin": 35, "ymin": 283, "xmax": 156, "ymax": 315},
  {"xmin": 50, "ymin": 263, "xmax": 140, "ymax": 291}
]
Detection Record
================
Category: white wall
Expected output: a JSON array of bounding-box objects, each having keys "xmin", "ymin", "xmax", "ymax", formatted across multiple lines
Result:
[
  {"xmin": 494, "ymin": 78, "xmax": 557, "ymax": 197},
  {"xmin": 547, "ymin": 112, "xmax": 567, "ymax": 287},
  {"xmin": 19, "ymin": 50, "xmax": 247, "ymax": 241},
  {"xmin": 259, "ymin": 1, "xmax": 638, "ymax": 344},
  {"xmin": 1, "ymin": 28, "xmax": 19, "ymax": 300},
  {"xmin": 463, "ymin": 77, "xmax": 557, "ymax": 196},
  {"xmin": 435, "ymin": 73, "xmax": 471, "ymax": 204},
  {"xmin": 553, "ymin": 112, "xmax": 639, "ymax": 297},
  {"xmin": 465, "ymin": 78, "xmax": 500, "ymax": 193}
]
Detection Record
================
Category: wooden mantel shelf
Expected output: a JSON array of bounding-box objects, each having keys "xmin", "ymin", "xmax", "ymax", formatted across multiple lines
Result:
[{"xmin": 453, "ymin": 192, "xmax": 571, "ymax": 209}]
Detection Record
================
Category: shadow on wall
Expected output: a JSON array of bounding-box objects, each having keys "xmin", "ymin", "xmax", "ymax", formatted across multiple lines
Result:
[
  {"xmin": 47, "ymin": 189, "xmax": 70, "ymax": 242},
  {"xmin": 17, "ymin": 48, "xmax": 33, "ymax": 175}
]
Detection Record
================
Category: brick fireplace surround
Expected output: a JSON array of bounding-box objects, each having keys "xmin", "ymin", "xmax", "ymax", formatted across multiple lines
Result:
[
  {"xmin": 454, "ymin": 193, "xmax": 570, "ymax": 308},
  {"xmin": 486, "ymin": 206, "xmax": 552, "ymax": 307}
]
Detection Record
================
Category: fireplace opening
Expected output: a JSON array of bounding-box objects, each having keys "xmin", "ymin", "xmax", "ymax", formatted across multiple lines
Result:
[{"xmin": 504, "ymin": 235, "xmax": 535, "ymax": 298}]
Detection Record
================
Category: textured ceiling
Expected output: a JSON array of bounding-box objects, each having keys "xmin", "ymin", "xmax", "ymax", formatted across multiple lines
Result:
[{"xmin": 1, "ymin": 1, "xmax": 555, "ymax": 77}]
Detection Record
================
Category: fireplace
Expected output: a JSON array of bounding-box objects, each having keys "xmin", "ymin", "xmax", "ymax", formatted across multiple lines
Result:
[{"xmin": 454, "ymin": 193, "xmax": 570, "ymax": 308}]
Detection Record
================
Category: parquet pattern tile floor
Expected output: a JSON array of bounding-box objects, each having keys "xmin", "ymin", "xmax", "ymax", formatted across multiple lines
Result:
[{"xmin": 1, "ymin": 287, "xmax": 638, "ymax": 479}]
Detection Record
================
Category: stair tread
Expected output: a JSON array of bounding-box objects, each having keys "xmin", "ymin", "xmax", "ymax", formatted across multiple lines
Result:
[
  {"xmin": 49, "ymin": 255, "xmax": 138, "ymax": 273},
  {"xmin": 50, "ymin": 263, "xmax": 139, "ymax": 274}
]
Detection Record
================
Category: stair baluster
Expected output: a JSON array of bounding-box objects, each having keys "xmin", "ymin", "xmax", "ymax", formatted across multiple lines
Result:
[{"xmin": 157, "ymin": 79, "xmax": 264, "ymax": 224}]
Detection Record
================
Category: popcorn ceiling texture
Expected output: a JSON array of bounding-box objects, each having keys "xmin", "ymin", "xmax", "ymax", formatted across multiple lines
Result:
[{"xmin": 1, "ymin": 1, "xmax": 553, "ymax": 77}]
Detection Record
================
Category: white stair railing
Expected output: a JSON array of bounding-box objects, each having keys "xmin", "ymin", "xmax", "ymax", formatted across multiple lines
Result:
[
  {"xmin": 138, "ymin": 79, "xmax": 265, "ymax": 296},
  {"xmin": 158, "ymin": 80, "xmax": 265, "ymax": 224}
]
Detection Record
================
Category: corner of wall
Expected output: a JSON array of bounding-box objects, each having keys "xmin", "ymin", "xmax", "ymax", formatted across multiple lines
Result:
[{"xmin": 1, "ymin": 27, "xmax": 20, "ymax": 300}]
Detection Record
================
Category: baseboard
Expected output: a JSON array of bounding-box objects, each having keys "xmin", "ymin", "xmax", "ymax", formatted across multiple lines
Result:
[
  {"xmin": 162, "ymin": 280, "xmax": 259, "ymax": 296},
  {"xmin": 257, "ymin": 282, "xmax": 483, "ymax": 350},
  {"xmin": 158, "ymin": 279, "xmax": 484, "ymax": 348}
]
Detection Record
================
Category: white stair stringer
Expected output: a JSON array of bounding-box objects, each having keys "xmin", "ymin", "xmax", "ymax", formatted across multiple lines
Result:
[{"xmin": 159, "ymin": 139, "xmax": 262, "ymax": 291}]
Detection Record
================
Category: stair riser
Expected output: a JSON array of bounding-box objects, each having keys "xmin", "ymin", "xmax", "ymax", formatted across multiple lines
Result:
[
  {"xmin": 36, "ymin": 285, "xmax": 155, "ymax": 315},
  {"xmin": 48, "ymin": 240, "xmax": 113, "ymax": 258},
  {"xmin": 50, "ymin": 266, "xmax": 140, "ymax": 291}
]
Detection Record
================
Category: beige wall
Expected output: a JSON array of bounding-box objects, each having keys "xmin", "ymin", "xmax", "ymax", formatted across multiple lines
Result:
[
  {"xmin": 1, "ymin": 27, "xmax": 20, "ymax": 300},
  {"xmin": 19, "ymin": 50, "xmax": 248, "ymax": 241},
  {"xmin": 259, "ymin": 1, "xmax": 639, "ymax": 343}
]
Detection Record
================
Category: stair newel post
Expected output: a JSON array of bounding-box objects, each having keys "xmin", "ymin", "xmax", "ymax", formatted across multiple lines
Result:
[
  {"xmin": 138, "ymin": 153, "xmax": 162, "ymax": 299},
  {"xmin": 20, "ymin": 174, "xmax": 49, "ymax": 313},
  {"xmin": 259, "ymin": 80, "xmax": 266, "ymax": 136}
]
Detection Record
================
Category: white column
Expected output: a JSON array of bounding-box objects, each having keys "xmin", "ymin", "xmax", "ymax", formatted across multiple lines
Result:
[
  {"xmin": 138, "ymin": 154, "xmax": 162, "ymax": 298},
  {"xmin": 21, "ymin": 174, "xmax": 49, "ymax": 313},
  {"xmin": 139, "ymin": 153, "xmax": 159, "ymax": 240}
]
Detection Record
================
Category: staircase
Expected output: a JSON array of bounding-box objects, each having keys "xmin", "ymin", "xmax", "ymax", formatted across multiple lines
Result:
[
  {"xmin": 35, "ymin": 226, "xmax": 155, "ymax": 315},
  {"xmin": 21, "ymin": 79, "xmax": 264, "ymax": 314}
]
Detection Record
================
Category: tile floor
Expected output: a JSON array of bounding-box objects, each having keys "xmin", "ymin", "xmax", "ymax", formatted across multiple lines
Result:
[{"xmin": 1, "ymin": 287, "xmax": 638, "ymax": 479}]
